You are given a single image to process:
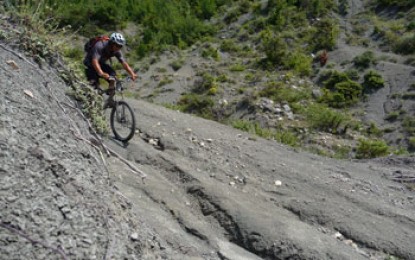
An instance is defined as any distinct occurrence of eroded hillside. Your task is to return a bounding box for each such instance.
[1,40,415,259]
[1,1,415,259]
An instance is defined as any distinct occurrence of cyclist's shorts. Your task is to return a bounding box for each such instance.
[85,63,116,82]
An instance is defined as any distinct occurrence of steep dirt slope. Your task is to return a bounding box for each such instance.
[106,96,415,259]
[1,38,415,259]
[2,0,415,258]
[0,44,187,259]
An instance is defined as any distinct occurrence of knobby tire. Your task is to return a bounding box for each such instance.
[110,100,136,143]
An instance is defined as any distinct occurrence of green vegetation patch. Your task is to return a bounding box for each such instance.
[177,94,214,119]
[356,138,389,159]
[258,82,311,105]
[320,70,363,108]
[403,117,415,134]
[232,120,299,147]
[305,103,350,134]
[5,0,219,56]
[353,51,377,69]
[363,70,385,92]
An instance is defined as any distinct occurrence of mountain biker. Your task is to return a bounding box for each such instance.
[83,32,137,108]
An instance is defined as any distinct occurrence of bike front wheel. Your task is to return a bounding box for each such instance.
[110,101,136,142]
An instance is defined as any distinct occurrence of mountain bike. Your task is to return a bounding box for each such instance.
[105,76,136,143]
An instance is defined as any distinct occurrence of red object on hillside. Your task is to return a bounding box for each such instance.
[320,50,328,66]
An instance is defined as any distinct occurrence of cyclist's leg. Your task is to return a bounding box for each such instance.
[101,64,116,96]
[85,65,101,90]
[102,64,117,108]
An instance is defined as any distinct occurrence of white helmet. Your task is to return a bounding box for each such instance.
[110,32,126,46]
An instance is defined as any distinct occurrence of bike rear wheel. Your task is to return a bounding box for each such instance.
[110,100,136,142]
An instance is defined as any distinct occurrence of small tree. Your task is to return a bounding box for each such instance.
[321,70,363,108]
[363,70,385,92]
[260,30,287,67]
[312,18,339,51]
[356,139,389,159]
[353,51,377,69]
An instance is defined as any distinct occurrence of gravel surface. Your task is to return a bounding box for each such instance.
[0,44,168,259]
[1,0,415,259]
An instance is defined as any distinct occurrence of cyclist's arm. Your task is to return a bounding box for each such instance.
[92,58,110,80]
[121,61,137,81]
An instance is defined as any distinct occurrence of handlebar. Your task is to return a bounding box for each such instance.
[108,76,134,92]
[108,76,133,82]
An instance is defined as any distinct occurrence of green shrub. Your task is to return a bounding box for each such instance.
[298,0,336,17]
[284,51,313,76]
[220,39,240,53]
[353,51,377,69]
[170,59,185,71]
[158,77,173,87]
[306,104,349,133]
[355,139,389,159]
[207,87,218,95]
[266,0,288,28]
[407,21,415,31]
[238,0,252,13]
[63,47,83,60]
[232,120,254,132]
[232,120,299,147]
[67,85,107,135]
[345,68,360,81]
[193,73,216,94]
[323,70,350,89]
[217,74,229,82]
[244,73,255,81]
[311,18,340,51]
[224,8,241,24]
[193,0,218,19]
[403,117,415,134]
[258,82,310,104]
[385,111,399,121]
[367,122,383,137]
[229,64,246,72]
[201,45,220,60]
[260,30,288,67]
[394,33,415,54]
[363,70,385,91]
[333,145,352,159]
[232,120,272,138]
[274,130,299,147]
[177,94,214,118]
[156,67,167,73]
[320,71,363,108]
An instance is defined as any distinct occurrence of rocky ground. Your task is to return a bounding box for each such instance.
[1,41,415,259]
[1,0,415,259]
